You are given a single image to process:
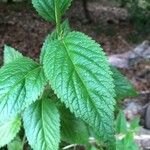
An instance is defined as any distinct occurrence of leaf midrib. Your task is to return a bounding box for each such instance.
[62,40,101,118]
[41,100,48,149]
[0,66,42,104]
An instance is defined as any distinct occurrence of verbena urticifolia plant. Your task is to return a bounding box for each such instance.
[0,0,137,150]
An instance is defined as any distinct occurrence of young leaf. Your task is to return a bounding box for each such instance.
[32,0,72,22]
[0,116,21,148]
[111,66,138,100]
[130,116,140,131]
[23,99,60,150]
[7,136,22,150]
[116,132,139,150]
[0,57,47,121]
[50,19,71,40]
[116,110,127,134]
[43,31,116,143]
[40,20,71,63]
[4,45,23,64]
[59,106,89,144]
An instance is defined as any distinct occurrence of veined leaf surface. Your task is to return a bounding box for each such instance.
[32,0,72,22]
[0,58,47,121]
[0,116,21,148]
[43,31,116,143]
[23,99,60,150]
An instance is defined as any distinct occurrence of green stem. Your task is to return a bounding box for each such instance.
[54,0,61,37]
[21,135,26,150]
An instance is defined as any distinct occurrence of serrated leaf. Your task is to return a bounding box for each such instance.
[40,20,71,63]
[23,99,60,150]
[116,110,127,134]
[4,45,23,64]
[32,0,72,22]
[7,136,22,150]
[0,116,21,148]
[59,105,89,144]
[0,57,47,121]
[43,31,116,144]
[111,66,138,100]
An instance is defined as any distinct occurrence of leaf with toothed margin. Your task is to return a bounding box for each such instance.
[111,66,138,100]
[4,45,23,64]
[0,116,21,148]
[0,57,47,121]
[32,0,72,22]
[40,19,71,63]
[43,31,116,145]
[23,99,60,150]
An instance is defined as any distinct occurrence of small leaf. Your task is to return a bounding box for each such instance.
[0,116,21,148]
[23,99,60,150]
[4,45,23,64]
[7,136,22,150]
[32,0,72,22]
[50,19,71,40]
[0,58,47,121]
[111,66,138,100]
[59,105,89,144]
[116,132,139,150]
[116,110,127,134]
[43,31,116,144]
[40,20,71,63]
[130,116,140,131]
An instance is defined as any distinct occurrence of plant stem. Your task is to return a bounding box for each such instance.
[54,0,61,37]
[21,135,26,150]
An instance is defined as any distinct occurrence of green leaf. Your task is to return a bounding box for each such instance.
[130,116,140,131]
[32,0,72,22]
[23,99,60,150]
[0,116,21,148]
[116,110,127,134]
[4,45,23,64]
[111,66,138,100]
[59,106,89,144]
[0,57,47,121]
[7,136,22,150]
[40,20,71,63]
[116,132,139,150]
[43,31,116,144]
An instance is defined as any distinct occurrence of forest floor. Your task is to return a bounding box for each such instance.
[0,0,150,149]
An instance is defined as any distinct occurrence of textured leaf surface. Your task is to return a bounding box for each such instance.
[32,0,72,22]
[60,106,89,144]
[43,31,115,143]
[4,45,23,64]
[0,58,46,121]
[23,99,60,150]
[0,116,21,147]
[111,66,137,100]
